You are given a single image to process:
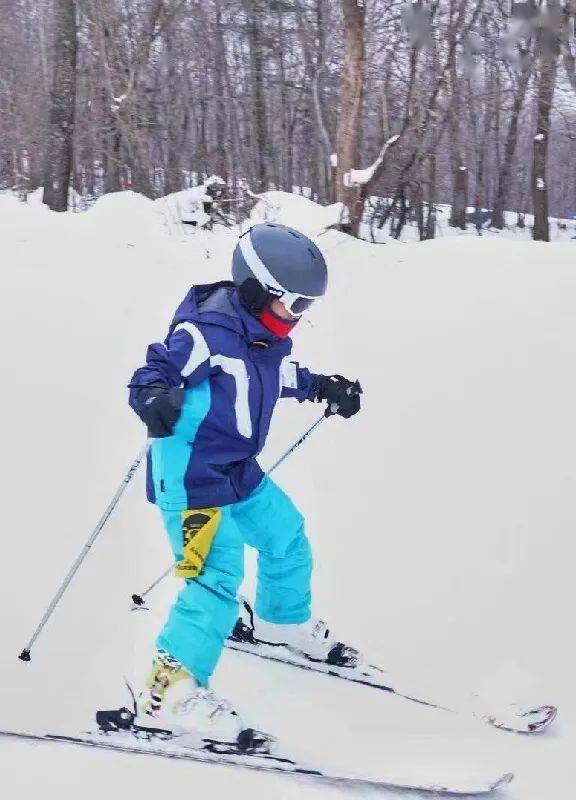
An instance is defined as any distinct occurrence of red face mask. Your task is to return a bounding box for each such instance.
[258,305,298,338]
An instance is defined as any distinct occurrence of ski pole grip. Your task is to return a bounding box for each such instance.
[324,402,337,417]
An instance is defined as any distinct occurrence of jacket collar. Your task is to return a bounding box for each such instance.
[171,283,292,350]
[230,291,290,347]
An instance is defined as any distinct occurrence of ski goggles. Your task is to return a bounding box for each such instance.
[267,288,316,316]
[239,232,318,317]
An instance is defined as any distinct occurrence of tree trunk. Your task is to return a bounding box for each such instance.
[295,0,334,202]
[315,0,333,202]
[450,163,468,229]
[335,0,365,235]
[275,7,289,191]
[532,54,558,241]
[413,178,425,241]
[491,56,532,229]
[425,152,437,239]
[164,30,183,195]
[213,4,228,182]
[472,87,490,235]
[103,126,122,194]
[244,1,267,191]
[392,186,408,239]
[448,58,468,229]
[43,0,77,212]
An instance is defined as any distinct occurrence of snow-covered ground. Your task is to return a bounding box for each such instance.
[245,189,576,243]
[364,203,576,244]
[10,184,576,243]
[0,190,574,799]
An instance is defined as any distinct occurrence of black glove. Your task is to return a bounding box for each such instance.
[134,384,184,438]
[313,374,363,418]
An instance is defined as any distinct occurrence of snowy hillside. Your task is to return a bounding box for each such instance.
[0,190,574,799]
[250,190,576,243]
[10,185,576,243]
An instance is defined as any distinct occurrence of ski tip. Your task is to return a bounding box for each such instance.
[483,703,558,734]
[18,649,31,662]
[528,704,558,732]
[493,772,514,790]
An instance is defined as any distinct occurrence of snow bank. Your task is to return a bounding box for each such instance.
[0,189,574,800]
[84,190,167,244]
[249,190,345,237]
[155,176,229,234]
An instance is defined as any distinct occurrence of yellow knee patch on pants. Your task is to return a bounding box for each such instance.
[175,507,221,580]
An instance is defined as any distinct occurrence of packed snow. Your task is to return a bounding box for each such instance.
[8,182,575,244]
[0,189,574,799]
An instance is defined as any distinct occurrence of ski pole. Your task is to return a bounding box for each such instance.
[265,411,326,474]
[19,440,151,662]
[131,412,328,608]
[130,563,175,609]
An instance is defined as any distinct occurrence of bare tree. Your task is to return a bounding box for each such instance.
[243,0,268,191]
[448,2,468,229]
[1,0,575,232]
[532,0,561,241]
[490,48,533,229]
[335,0,365,232]
[43,0,77,211]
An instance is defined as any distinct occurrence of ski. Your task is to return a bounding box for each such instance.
[0,724,513,794]
[227,600,557,735]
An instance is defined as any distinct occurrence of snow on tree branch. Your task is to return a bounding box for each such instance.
[343,135,399,187]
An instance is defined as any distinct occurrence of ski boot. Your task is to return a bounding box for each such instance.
[97,650,274,754]
[230,598,363,668]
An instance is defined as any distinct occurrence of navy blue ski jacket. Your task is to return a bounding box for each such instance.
[129,282,317,509]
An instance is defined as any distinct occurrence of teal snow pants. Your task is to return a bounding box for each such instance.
[156,476,312,685]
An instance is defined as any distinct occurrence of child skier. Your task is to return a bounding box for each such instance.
[128,223,362,749]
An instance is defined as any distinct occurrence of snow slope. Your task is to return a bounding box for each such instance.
[0,190,574,799]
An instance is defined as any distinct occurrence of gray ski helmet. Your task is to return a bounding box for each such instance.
[232,223,328,314]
